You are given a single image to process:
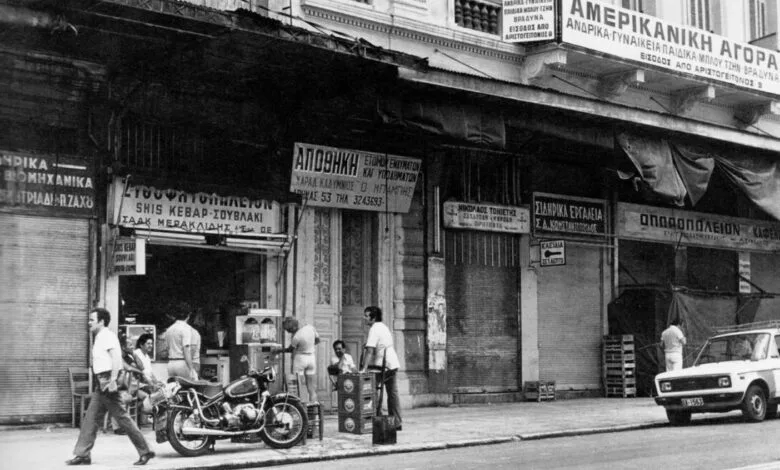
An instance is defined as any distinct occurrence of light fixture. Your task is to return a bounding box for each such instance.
[135,230,207,246]
[224,236,290,251]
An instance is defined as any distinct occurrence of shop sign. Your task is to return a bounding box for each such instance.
[289,142,420,213]
[502,0,555,43]
[532,192,607,238]
[0,150,95,216]
[112,237,146,276]
[561,0,780,95]
[443,201,530,234]
[112,181,282,236]
[617,203,780,252]
[540,239,566,266]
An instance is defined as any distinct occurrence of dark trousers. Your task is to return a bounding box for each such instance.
[73,387,151,458]
[374,369,402,427]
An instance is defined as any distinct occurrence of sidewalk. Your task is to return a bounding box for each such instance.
[0,398,668,470]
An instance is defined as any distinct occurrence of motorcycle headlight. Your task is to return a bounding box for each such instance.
[660,381,672,392]
[718,376,731,388]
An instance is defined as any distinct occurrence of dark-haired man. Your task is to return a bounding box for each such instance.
[66,308,155,466]
[166,303,198,380]
[360,306,402,431]
[330,340,357,374]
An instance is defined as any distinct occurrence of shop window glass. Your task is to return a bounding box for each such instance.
[442,148,522,206]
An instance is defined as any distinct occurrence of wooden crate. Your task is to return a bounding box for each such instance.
[523,380,556,402]
[338,412,373,434]
[339,394,375,416]
[337,373,376,398]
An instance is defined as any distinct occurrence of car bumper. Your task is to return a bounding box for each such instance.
[655,392,744,411]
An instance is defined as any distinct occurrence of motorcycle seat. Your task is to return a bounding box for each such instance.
[175,377,223,398]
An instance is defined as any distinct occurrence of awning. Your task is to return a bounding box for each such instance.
[617,132,780,220]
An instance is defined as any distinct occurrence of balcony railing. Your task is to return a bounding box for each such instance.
[454,0,500,35]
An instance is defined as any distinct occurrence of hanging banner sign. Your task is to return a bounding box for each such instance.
[532,192,607,238]
[0,150,95,216]
[112,180,282,236]
[617,203,780,252]
[289,142,420,213]
[561,0,780,95]
[112,237,146,276]
[443,201,530,234]
[502,0,556,43]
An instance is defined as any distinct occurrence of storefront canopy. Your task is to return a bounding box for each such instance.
[617,132,780,221]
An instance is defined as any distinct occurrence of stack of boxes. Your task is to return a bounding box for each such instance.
[603,334,637,398]
[337,372,376,434]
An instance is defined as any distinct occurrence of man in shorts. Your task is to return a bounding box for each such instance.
[281,317,320,402]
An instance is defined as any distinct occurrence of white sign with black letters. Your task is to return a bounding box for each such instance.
[540,240,566,266]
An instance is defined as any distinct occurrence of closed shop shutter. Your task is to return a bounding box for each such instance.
[537,245,603,389]
[445,231,520,393]
[0,214,90,423]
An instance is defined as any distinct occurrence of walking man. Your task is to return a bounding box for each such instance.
[360,306,402,431]
[66,308,155,466]
[661,318,687,371]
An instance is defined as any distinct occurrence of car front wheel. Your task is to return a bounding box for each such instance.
[742,385,767,422]
[666,409,691,426]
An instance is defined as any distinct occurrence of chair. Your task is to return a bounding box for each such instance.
[68,367,91,428]
[285,372,323,442]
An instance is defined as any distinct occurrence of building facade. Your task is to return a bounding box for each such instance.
[2,0,780,422]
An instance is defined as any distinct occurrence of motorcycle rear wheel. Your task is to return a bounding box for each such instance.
[166,408,215,457]
[260,397,308,449]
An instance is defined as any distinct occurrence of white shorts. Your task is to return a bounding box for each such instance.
[293,354,316,376]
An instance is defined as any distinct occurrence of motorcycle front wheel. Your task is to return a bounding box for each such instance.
[260,397,308,449]
[166,407,214,457]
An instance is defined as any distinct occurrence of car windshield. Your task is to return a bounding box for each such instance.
[695,333,771,365]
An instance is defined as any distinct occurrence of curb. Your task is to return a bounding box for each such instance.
[146,422,666,470]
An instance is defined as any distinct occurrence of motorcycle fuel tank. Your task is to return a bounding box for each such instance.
[225,377,259,398]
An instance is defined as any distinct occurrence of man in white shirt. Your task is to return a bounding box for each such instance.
[661,318,687,371]
[166,303,198,380]
[330,340,357,374]
[280,317,320,402]
[67,308,155,466]
[360,306,402,431]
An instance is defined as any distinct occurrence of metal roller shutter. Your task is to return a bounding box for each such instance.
[0,214,90,423]
[445,231,520,393]
[537,245,602,389]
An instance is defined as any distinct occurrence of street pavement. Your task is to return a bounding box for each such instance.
[0,398,669,470]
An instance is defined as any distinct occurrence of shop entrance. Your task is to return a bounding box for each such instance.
[119,245,276,382]
[445,230,521,397]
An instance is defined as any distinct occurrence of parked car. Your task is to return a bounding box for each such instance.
[654,321,780,425]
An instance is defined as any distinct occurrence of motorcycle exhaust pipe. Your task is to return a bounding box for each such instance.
[181,427,262,437]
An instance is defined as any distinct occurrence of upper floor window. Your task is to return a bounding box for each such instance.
[749,0,767,39]
[622,0,656,15]
[688,0,712,31]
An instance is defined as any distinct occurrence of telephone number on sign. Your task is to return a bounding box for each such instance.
[353,195,384,207]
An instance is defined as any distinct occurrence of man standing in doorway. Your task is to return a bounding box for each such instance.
[360,306,402,431]
[280,317,320,403]
[66,308,155,466]
[166,302,198,380]
[661,318,687,371]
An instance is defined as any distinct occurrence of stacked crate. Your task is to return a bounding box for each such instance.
[337,372,376,434]
[603,335,637,398]
[523,380,556,402]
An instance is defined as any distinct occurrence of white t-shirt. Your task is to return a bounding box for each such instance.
[366,322,400,371]
[661,325,686,355]
[330,353,357,374]
[291,324,319,354]
[93,328,121,374]
[134,348,154,381]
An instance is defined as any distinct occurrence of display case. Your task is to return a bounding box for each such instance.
[235,309,282,345]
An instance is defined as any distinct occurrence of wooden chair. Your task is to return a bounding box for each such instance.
[68,367,91,428]
[285,372,323,442]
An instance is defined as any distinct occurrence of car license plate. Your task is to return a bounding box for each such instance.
[682,397,704,407]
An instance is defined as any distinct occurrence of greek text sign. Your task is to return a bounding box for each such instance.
[114,182,281,235]
[0,150,95,216]
[562,0,780,95]
[502,0,555,43]
[289,143,420,213]
[540,240,566,266]
[112,237,146,276]
[532,192,607,238]
[443,201,530,233]
[617,203,780,252]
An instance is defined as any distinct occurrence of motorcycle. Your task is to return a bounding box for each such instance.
[150,366,308,457]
